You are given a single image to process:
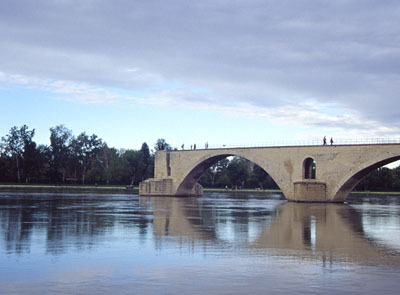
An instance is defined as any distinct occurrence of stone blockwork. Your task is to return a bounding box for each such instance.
[139,178,173,196]
[139,178,204,197]
[140,144,400,202]
[293,181,327,202]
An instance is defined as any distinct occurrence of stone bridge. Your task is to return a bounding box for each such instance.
[139,144,400,202]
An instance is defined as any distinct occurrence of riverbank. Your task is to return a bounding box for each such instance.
[1,184,399,195]
[0,184,138,193]
[204,187,282,194]
[205,187,400,195]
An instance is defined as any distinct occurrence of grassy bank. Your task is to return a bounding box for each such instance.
[0,184,399,196]
[350,190,400,195]
[204,188,400,195]
[0,183,138,193]
[204,187,282,194]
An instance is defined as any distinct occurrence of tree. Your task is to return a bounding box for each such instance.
[0,150,13,182]
[199,158,230,187]
[155,138,171,151]
[49,125,72,183]
[138,142,152,181]
[71,132,103,184]
[22,137,39,183]
[246,164,278,189]
[34,145,51,183]
[102,146,125,185]
[121,149,141,185]
[227,157,250,188]
[1,125,35,182]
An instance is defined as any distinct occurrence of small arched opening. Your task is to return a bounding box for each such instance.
[303,157,316,179]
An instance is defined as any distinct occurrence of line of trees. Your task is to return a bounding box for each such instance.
[1,125,399,191]
[355,167,400,191]
[0,125,153,185]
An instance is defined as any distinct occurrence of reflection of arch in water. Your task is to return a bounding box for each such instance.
[144,196,400,265]
[141,196,218,242]
[251,202,400,265]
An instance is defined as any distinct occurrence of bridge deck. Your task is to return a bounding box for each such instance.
[172,140,400,151]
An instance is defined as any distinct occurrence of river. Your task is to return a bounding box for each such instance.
[1,191,400,294]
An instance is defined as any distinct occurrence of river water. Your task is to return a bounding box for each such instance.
[1,191,400,294]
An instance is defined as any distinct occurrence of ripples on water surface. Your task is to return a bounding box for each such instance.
[1,191,400,294]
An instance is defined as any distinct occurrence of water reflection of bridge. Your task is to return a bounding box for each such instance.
[145,196,400,265]
[1,192,399,265]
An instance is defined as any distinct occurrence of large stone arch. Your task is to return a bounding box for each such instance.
[332,155,400,202]
[175,151,288,198]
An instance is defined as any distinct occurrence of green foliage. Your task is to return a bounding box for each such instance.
[355,167,400,191]
[70,132,103,184]
[0,125,155,186]
[1,125,35,182]
[198,156,278,189]
[227,157,250,187]
[155,138,171,151]
[1,124,400,192]
[49,125,73,183]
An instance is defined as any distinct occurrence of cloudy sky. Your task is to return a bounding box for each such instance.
[0,0,399,150]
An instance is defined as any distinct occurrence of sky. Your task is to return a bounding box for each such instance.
[0,0,399,151]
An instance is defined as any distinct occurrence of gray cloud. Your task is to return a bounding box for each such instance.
[0,0,399,129]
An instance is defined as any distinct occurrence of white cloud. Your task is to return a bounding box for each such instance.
[0,0,399,138]
[2,69,400,141]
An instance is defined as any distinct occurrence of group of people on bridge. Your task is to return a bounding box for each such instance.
[179,138,335,150]
[323,136,334,146]
[181,142,209,150]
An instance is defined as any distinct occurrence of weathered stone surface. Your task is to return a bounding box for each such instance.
[139,178,173,196]
[140,144,400,202]
[294,181,327,202]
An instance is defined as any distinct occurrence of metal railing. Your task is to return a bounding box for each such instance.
[178,138,400,150]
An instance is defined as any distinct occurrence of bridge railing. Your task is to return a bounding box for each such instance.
[188,138,400,150]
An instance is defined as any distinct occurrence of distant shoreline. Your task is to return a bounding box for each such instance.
[0,184,138,193]
[0,184,400,195]
[204,188,400,195]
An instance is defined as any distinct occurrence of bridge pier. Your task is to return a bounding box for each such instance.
[139,178,203,197]
[293,181,327,202]
[139,178,331,202]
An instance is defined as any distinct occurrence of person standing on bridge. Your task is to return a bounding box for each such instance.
[323,136,327,145]
[330,137,334,145]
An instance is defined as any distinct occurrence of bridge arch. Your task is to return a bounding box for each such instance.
[332,155,400,202]
[175,152,285,197]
